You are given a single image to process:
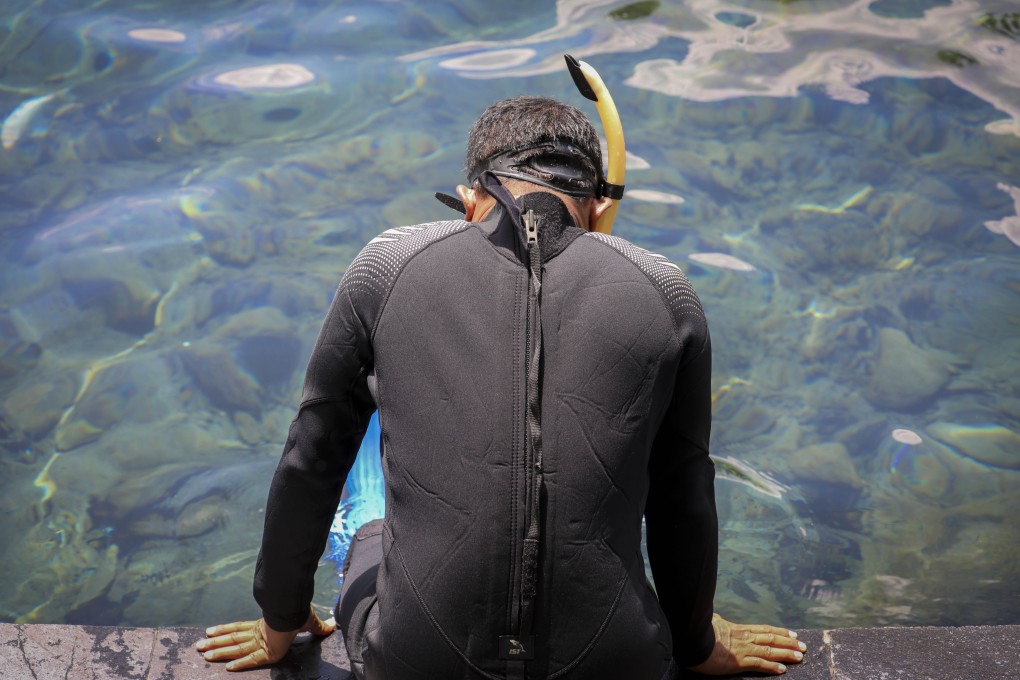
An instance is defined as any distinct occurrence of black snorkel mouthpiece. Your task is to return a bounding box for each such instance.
[565,55,598,102]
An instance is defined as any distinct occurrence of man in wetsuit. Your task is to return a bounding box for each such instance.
[198,93,806,677]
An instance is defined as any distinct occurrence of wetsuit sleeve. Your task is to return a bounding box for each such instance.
[253,280,375,632]
[645,332,718,667]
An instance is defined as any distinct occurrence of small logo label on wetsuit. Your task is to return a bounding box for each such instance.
[498,635,536,660]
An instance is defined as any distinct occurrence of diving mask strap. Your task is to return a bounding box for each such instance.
[479,171,524,227]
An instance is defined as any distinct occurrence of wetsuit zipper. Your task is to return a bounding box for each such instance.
[502,209,544,673]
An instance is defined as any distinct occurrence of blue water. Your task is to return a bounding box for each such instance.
[1,0,1018,629]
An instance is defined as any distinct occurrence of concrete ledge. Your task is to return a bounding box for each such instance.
[0,624,351,679]
[2,623,1018,679]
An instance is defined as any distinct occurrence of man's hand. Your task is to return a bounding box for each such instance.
[196,607,335,672]
[689,613,806,676]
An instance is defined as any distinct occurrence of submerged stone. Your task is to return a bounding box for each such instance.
[54,354,179,452]
[865,328,950,411]
[2,374,78,439]
[789,442,863,488]
[928,423,1020,470]
[177,307,303,414]
[0,309,43,377]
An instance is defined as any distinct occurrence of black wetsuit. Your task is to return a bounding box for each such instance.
[254,187,718,679]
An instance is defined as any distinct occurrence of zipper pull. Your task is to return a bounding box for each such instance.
[523,209,538,247]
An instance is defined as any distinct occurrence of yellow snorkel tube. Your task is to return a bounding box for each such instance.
[565,54,626,235]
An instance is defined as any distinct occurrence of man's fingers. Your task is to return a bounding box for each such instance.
[225,647,272,672]
[197,629,255,652]
[751,632,806,650]
[752,642,805,665]
[204,620,258,637]
[742,624,797,637]
[202,638,261,662]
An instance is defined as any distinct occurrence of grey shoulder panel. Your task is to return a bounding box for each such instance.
[339,220,472,332]
[583,232,705,326]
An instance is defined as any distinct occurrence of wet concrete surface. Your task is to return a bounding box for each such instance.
[1,623,1017,679]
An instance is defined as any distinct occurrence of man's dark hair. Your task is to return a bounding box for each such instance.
[465,96,602,187]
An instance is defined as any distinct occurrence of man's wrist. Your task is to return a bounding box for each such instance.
[262,611,306,633]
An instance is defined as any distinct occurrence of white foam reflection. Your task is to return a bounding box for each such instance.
[212,64,316,91]
[689,252,756,271]
[128,28,187,43]
[440,49,536,71]
[628,188,686,204]
[1,93,56,150]
[400,0,1020,135]
[891,428,923,445]
[985,182,1020,248]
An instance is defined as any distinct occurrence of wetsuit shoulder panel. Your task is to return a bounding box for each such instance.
[581,233,707,357]
[338,220,472,338]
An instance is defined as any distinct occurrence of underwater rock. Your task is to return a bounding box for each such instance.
[884,178,965,239]
[789,210,893,280]
[178,307,304,414]
[54,353,178,452]
[233,411,265,446]
[193,213,257,267]
[2,374,78,438]
[127,492,231,540]
[116,545,261,626]
[61,270,160,335]
[788,442,863,488]
[865,327,950,411]
[179,344,263,413]
[53,419,103,451]
[99,457,275,534]
[927,422,1020,470]
[714,403,776,445]
[373,130,441,181]
[0,309,43,377]
[5,506,119,624]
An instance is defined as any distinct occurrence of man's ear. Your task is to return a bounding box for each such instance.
[456,184,479,220]
[588,197,614,229]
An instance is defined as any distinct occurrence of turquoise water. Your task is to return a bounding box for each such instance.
[1,0,1018,629]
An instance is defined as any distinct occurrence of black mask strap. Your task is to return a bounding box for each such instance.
[472,141,601,198]
[479,171,524,229]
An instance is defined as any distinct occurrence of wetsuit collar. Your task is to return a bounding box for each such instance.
[474,171,584,265]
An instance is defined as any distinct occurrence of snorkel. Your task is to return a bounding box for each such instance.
[565,54,625,234]
[436,55,626,232]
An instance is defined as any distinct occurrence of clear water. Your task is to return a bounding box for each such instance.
[1,0,1018,630]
